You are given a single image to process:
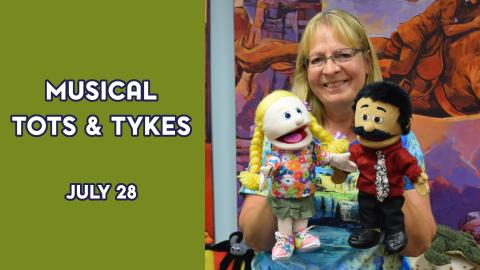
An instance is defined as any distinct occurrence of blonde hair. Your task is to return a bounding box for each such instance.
[292,9,382,119]
[239,90,349,190]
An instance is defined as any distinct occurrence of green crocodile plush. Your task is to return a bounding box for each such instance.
[424,224,480,266]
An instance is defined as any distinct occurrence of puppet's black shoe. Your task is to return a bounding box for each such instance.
[384,231,407,255]
[348,229,383,249]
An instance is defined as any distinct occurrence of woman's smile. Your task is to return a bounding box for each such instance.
[323,79,349,90]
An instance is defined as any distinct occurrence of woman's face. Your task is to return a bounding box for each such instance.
[307,25,371,111]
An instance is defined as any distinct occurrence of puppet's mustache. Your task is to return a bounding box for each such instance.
[353,126,394,141]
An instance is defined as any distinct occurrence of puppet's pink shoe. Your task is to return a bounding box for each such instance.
[295,226,321,252]
[271,232,294,261]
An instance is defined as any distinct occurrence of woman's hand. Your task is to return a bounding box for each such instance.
[400,189,437,257]
[239,194,277,251]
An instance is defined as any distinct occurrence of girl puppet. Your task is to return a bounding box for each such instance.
[239,90,357,261]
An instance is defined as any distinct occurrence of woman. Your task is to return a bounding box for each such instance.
[239,9,436,269]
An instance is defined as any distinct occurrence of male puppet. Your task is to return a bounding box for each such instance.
[346,81,429,255]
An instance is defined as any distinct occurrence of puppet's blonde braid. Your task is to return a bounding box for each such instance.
[309,112,349,153]
[238,126,264,190]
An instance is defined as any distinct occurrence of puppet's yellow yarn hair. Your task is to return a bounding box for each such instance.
[239,90,349,190]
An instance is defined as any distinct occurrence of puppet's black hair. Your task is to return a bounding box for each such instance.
[352,81,412,134]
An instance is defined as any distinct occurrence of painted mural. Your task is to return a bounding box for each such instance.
[234,0,480,244]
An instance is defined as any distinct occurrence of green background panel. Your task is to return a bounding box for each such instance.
[0,1,204,269]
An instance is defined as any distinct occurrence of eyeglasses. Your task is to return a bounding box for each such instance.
[305,48,365,68]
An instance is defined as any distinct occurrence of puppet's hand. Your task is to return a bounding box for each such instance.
[258,174,267,192]
[327,153,357,173]
[414,173,430,196]
[259,165,272,191]
[260,165,272,177]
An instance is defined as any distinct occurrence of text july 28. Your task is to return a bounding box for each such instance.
[65,183,137,201]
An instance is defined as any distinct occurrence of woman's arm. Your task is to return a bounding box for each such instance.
[400,189,436,257]
[400,132,437,256]
[239,138,278,251]
[239,194,277,251]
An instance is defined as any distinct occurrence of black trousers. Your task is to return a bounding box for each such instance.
[358,191,405,233]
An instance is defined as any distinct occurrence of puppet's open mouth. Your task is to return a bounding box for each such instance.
[276,125,308,144]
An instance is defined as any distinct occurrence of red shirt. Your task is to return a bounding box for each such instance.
[349,140,422,197]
